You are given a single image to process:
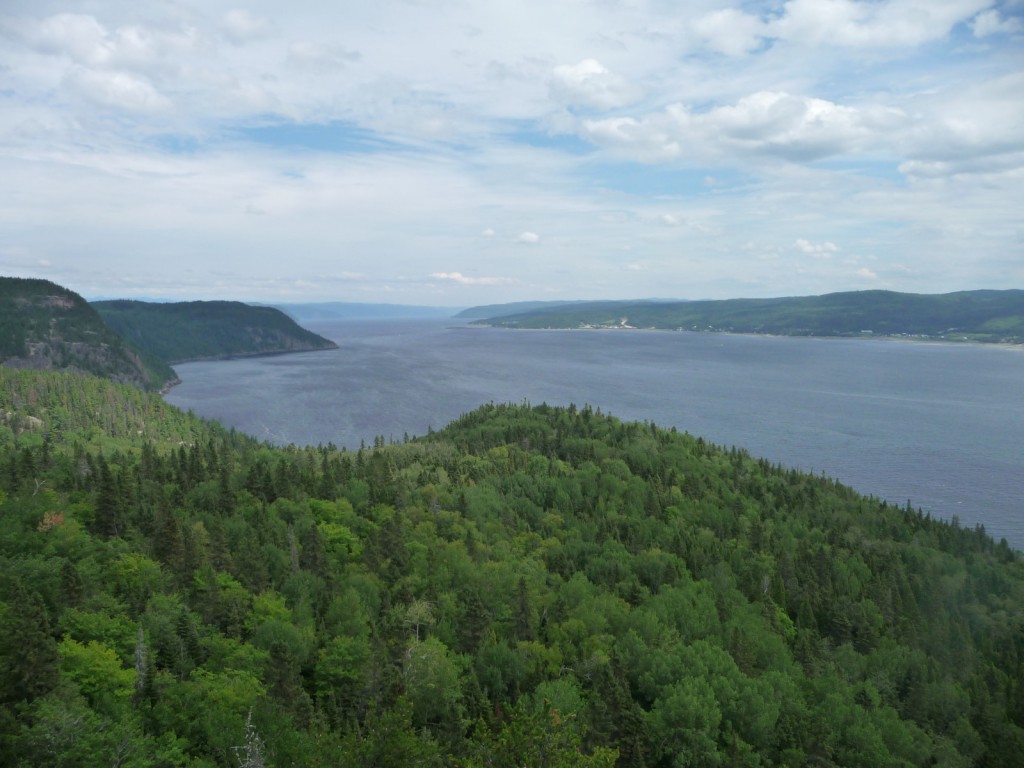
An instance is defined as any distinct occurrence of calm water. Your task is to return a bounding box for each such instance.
[166,318,1024,549]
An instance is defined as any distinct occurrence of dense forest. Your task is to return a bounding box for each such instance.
[93,300,338,364]
[1,366,1022,767]
[476,290,1024,343]
[0,277,174,390]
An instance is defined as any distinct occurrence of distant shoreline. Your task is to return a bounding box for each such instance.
[166,344,338,366]
[161,344,339,394]
[469,323,1024,351]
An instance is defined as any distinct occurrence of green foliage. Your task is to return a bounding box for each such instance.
[2,376,1023,766]
[0,276,174,389]
[93,299,337,363]
[483,289,1024,343]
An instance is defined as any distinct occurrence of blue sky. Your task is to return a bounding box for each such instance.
[1,0,1021,304]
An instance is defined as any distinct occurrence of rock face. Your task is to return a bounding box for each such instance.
[0,277,172,389]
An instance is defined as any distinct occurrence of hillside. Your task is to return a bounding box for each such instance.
[455,300,599,320]
[0,277,175,389]
[1,368,1022,767]
[93,299,339,363]
[273,301,459,321]
[480,289,1024,343]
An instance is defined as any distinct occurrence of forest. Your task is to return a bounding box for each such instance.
[477,290,1024,343]
[92,300,338,365]
[0,277,173,390]
[1,366,1022,767]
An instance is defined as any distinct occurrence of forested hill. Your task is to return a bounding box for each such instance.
[455,300,600,320]
[93,299,338,363]
[0,277,174,390]
[2,368,1022,767]
[480,289,1024,343]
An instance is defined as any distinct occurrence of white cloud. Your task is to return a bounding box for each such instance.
[30,13,111,65]
[549,59,641,109]
[583,91,906,163]
[286,40,360,70]
[18,13,201,75]
[898,72,1024,178]
[688,1,997,55]
[692,9,766,56]
[972,9,1024,37]
[796,238,840,257]
[856,267,879,280]
[431,271,513,286]
[64,66,170,112]
[768,0,992,48]
[0,0,1019,302]
[221,9,274,45]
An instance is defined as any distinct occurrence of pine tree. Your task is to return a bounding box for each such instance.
[0,587,59,705]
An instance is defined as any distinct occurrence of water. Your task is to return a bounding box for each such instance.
[165,318,1024,549]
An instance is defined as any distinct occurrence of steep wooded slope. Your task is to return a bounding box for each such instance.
[0,277,174,389]
[93,299,338,363]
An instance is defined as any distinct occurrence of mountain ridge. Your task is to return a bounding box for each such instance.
[92,298,338,364]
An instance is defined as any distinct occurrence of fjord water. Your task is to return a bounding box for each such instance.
[166,318,1024,549]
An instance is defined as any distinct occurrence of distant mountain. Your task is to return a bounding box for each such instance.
[93,299,338,364]
[0,277,174,389]
[480,289,1024,343]
[271,301,460,321]
[455,300,575,320]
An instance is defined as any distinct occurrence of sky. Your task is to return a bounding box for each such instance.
[1,1,1022,305]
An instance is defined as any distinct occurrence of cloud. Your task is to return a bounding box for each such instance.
[692,9,766,56]
[17,13,201,75]
[897,72,1024,177]
[690,1,997,53]
[768,0,992,49]
[549,59,641,109]
[796,239,840,258]
[972,9,1024,37]
[582,91,906,163]
[431,271,513,286]
[221,9,274,45]
[0,0,1019,303]
[286,40,360,70]
[28,13,111,65]
[64,66,170,112]
[856,267,879,280]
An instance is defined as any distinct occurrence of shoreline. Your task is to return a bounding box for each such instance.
[469,323,1024,351]
[166,343,339,366]
[159,343,339,395]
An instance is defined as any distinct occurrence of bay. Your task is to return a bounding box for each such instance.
[165,318,1024,549]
